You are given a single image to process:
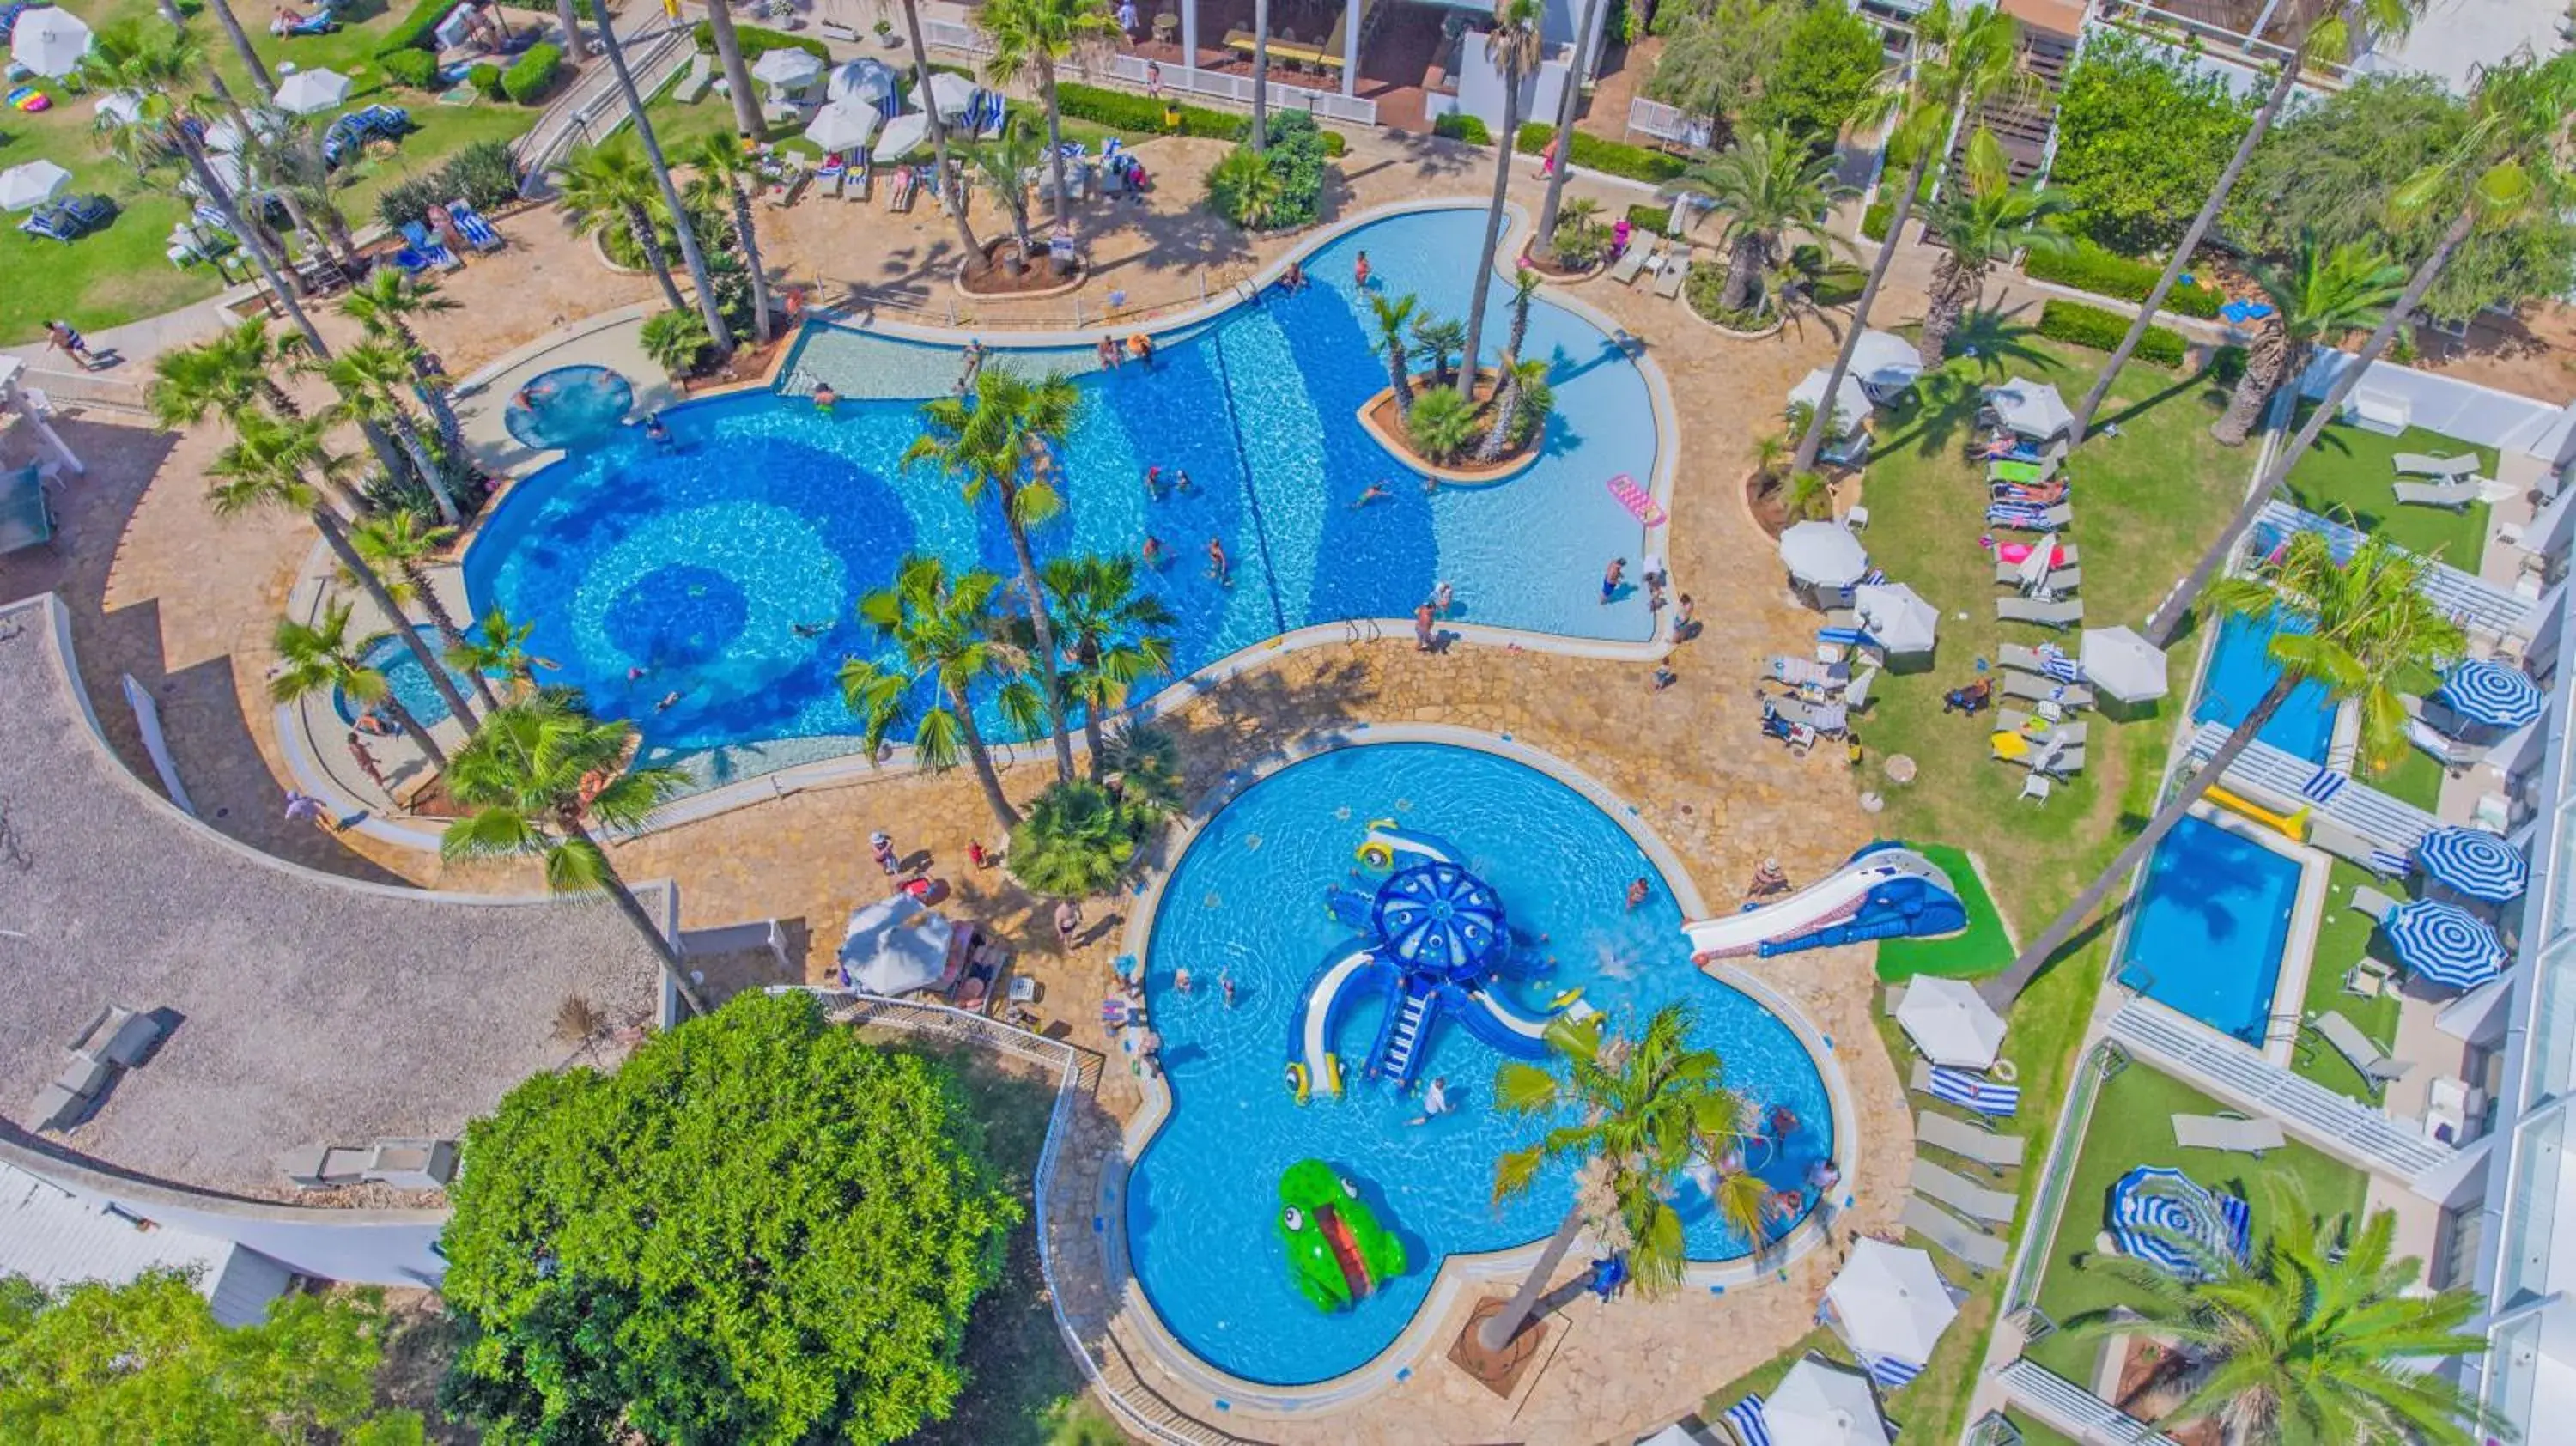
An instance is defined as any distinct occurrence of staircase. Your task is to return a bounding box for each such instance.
[1950,19,2078,186]
[1378,987,1437,1085]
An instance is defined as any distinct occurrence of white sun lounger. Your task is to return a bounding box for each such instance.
[1997,597,2084,628]
[2000,671,2094,709]
[2350,884,2400,924]
[2394,452,2478,480]
[1993,735,2087,775]
[2172,1111,2286,1156]
[2391,479,2482,510]
[1994,560,2082,592]
[1917,1110,2025,1170]
[1653,246,1692,299]
[2307,1009,2412,1089]
[1996,710,2089,746]
[1987,501,2073,532]
[1902,1197,2008,1273]
[1912,1159,2018,1224]
[1625,244,1668,288]
[1607,242,1653,286]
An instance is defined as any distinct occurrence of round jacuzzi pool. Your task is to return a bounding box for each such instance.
[503,363,635,451]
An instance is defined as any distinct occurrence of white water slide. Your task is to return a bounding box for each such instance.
[1681,848,1956,958]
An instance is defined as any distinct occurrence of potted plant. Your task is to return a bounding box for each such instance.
[876,17,899,46]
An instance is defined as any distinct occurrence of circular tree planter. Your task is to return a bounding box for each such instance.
[1355,371,1546,483]
[1518,247,1606,283]
[954,238,1088,300]
[591,228,648,277]
[1743,465,1837,538]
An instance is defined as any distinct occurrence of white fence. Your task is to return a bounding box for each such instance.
[2299,350,2576,465]
[1621,96,1710,149]
[922,19,1379,125]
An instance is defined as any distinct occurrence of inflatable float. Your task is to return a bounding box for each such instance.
[1278,1160,1406,1310]
[1607,472,1666,526]
[1681,841,1968,960]
[2202,784,2311,842]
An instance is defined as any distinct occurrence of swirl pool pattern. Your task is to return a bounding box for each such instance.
[461,210,1662,780]
[1127,744,1832,1386]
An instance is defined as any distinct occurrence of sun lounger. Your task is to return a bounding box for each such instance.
[1987,501,2074,532]
[1718,1392,1771,1446]
[1992,732,2087,775]
[1911,1159,2017,1224]
[447,197,502,252]
[1901,1197,2008,1273]
[1766,654,1849,690]
[1764,695,1849,737]
[1627,244,1668,288]
[1997,642,2078,677]
[0,463,57,556]
[1607,242,1652,286]
[843,155,873,200]
[2172,1111,2285,1156]
[1911,1060,2020,1116]
[1997,597,2084,628]
[1994,560,2081,593]
[1653,246,1692,299]
[2393,451,2478,480]
[2306,1009,2411,1089]
[1916,1110,2024,1170]
[886,164,919,212]
[2391,479,2482,509]
[2350,884,2400,924]
[1996,710,2088,747]
[1999,671,2093,709]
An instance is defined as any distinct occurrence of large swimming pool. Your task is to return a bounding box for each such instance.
[462,208,1662,782]
[2193,614,2336,764]
[2117,814,2303,1043]
[1127,742,1832,1386]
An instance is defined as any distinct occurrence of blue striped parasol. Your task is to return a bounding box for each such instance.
[2109,1165,2250,1280]
[2439,659,2545,728]
[2416,828,2529,903]
[2381,898,2506,988]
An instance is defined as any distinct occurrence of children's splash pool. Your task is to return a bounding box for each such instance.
[501,363,635,452]
[1124,740,1833,1387]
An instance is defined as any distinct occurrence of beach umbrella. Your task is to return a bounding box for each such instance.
[2081,625,2168,703]
[751,46,826,91]
[1986,377,2073,440]
[926,70,977,119]
[1765,1358,1888,1446]
[2416,827,2528,903]
[2438,659,2544,729]
[1789,364,1871,436]
[872,109,933,161]
[2108,1165,2251,1279]
[803,99,884,153]
[11,7,92,77]
[1855,582,1937,656]
[835,894,957,995]
[827,57,898,103]
[1825,1240,1958,1368]
[1849,330,1923,397]
[2381,897,2506,988]
[0,160,71,212]
[1893,976,2005,1070]
[1778,520,1869,588]
[274,67,352,117]
[94,91,143,127]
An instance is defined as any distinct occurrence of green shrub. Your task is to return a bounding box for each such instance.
[1862,200,1891,242]
[468,61,505,100]
[374,140,525,231]
[1625,204,1672,235]
[380,47,440,89]
[2022,238,2222,318]
[378,0,464,55]
[1207,111,1329,230]
[691,20,830,64]
[1433,112,1491,146]
[1048,81,1345,154]
[501,42,563,104]
[2037,298,2186,366]
[1512,123,1686,184]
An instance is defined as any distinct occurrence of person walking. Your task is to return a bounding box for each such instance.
[871,829,899,876]
[1054,897,1084,950]
[346,732,389,792]
[1413,600,1437,652]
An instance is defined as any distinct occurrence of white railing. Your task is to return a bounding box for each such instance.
[515,22,696,195]
[922,19,1378,125]
[1622,96,1710,150]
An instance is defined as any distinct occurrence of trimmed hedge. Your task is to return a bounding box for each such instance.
[379,0,464,55]
[2038,298,2186,367]
[381,47,440,89]
[2022,238,2222,319]
[1053,81,1345,155]
[1433,112,1490,145]
[501,42,562,103]
[1512,122,1686,184]
[692,21,831,64]
[469,61,505,100]
[1862,200,1890,242]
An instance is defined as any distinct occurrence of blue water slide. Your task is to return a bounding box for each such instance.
[1453,986,1558,1060]
[1754,877,1969,957]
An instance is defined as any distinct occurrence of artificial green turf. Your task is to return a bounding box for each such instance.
[1879,843,2014,980]
[2370,748,2449,812]
[2289,860,2407,1101]
[2281,411,2494,568]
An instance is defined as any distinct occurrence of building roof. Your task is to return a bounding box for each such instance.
[0,594,667,1200]
[0,1159,292,1325]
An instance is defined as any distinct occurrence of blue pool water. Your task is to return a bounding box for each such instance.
[463,208,1662,781]
[2117,814,2303,1042]
[1127,743,1832,1385]
[2192,614,2336,763]
[503,363,635,451]
[333,628,478,729]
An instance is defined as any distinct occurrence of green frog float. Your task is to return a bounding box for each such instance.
[1276,1159,1406,1311]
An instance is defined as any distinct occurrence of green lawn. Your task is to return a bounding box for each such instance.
[2282,411,2494,568]
[2372,748,2450,811]
[1880,844,2014,980]
[2290,860,2407,1100]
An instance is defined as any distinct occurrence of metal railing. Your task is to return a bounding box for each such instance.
[922,19,1378,125]
[1622,96,1711,150]
[2002,1042,2117,1313]
[2092,0,2359,82]
[515,22,695,197]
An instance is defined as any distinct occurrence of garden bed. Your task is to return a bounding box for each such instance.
[1355,372,1544,483]
[955,239,1087,299]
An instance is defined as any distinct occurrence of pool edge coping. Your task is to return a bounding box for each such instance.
[2107,800,2334,1061]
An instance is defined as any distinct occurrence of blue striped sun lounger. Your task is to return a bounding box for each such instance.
[446,198,502,252]
[1924,1065,2020,1116]
[2300,767,2348,805]
[1722,1393,1770,1446]
[1863,1353,1924,1388]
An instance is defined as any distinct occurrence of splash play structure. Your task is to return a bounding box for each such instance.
[1286,822,1586,1101]
[1277,1159,1408,1310]
[1682,842,1968,959]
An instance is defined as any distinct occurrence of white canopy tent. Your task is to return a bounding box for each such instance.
[751,46,827,92]
[1790,365,1873,437]
[1768,1358,1891,1446]
[2081,625,2170,703]
[273,67,353,117]
[872,110,933,161]
[1824,1239,1960,1364]
[1848,331,1924,400]
[1855,582,1938,656]
[836,893,957,996]
[10,7,92,77]
[1779,521,1870,589]
[0,161,72,213]
[804,100,884,153]
[1987,377,2074,440]
[1895,975,2007,1068]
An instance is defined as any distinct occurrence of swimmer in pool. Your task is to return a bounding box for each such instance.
[1206,537,1230,585]
[792,621,830,638]
[654,690,682,712]
[812,383,838,410]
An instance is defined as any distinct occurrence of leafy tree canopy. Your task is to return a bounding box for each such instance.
[2049,33,2252,255]
[437,992,1021,1445]
[0,1270,420,1443]
[2226,73,2576,324]
[1744,0,1885,147]
[1646,0,1792,129]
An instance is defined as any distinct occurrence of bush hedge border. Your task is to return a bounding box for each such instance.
[2023,238,2222,319]
[2037,297,2186,367]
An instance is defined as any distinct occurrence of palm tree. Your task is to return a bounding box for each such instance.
[2209,237,2406,447]
[885,0,982,258]
[839,555,1044,829]
[1406,386,1479,462]
[1009,779,1145,896]
[1477,355,1550,463]
[1503,266,1542,362]
[557,143,687,313]
[1369,292,1420,420]
[203,0,275,95]
[1249,0,1271,155]
[1791,0,2025,473]
[2140,51,2576,647]
[639,309,714,380]
[246,115,364,278]
[1097,720,1183,816]
[148,319,303,431]
[965,118,1049,273]
[2061,1186,2493,1444]
[1982,532,2464,1005]
[317,342,461,525]
[451,607,553,696]
[979,0,1123,227]
[1041,554,1176,774]
[271,601,447,771]
[704,0,766,139]
[1411,313,1467,391]
[1478,1006,1748,1352]
[1457,0,1547,396]
[906,367,1084,781]
[586,9,735,356]
[2067,0,2425,445]
[352,511,502,714]
[441,695,708,1017]
[1911,137,2072,367]
[1668,127,1854,317]
[1209,145,1289,229]
[685,136,775,345]
[1531,0,1603,259]
[339,269,465,450]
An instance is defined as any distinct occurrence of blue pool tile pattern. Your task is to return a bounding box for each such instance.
[2118,814,2303,1042]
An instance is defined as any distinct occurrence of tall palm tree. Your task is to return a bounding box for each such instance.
[839,555,1044,829]
[552,0,583,63]
[340,268,464,445]
[704,0,766,138]
[979,0,1123,226]
[905,367,1083,781]
[2068,0,2424,444]
[147,319,303,432]
[1911,135,2072,367]
[885,0,982,258]
[1250,0,1271,155]
[556,143,687,313]
[1040,554,1176,775]
[352,512,503,714]
[1478,1006,1748,1352]
[1477,355,1550,463]
[1667,126,1855,316]
[586,8,735,356]
[1457,0,1547,396]
[203,0,275,95]
[271,601,447,772]
[2209,237,2407,447]
[1791,0,2024,473]
[238,113,364,280]
[316,342,461,525]
[1503,265,1542,363]
[2061,1185,2493,1444]
[441,695,708,1017]
[966,118,1049,273]
[451,607,553,696]
[2141,50,2576,647]
[685,136,775,345]
[1982,532,2464,1005]
[1370,291,1420,420]
[1531,0,1602,258]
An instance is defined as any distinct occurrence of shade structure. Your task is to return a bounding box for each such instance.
[0,160,71,212]
[836,893,957,995]
[751,46,826,89]
[1789,365,1872,436]
[872,109,933,161]
[1893,976,2006,1069]
[925,70,976,118]
[828,57,898,103]
[11,6,92,77]
[274,67,352,116]
[2109,1165,2251,1280]
[1765,1358,1888,1446]
[1372,862,1507,979]
[2417,827,2529,903]
[1855,582,1938,656]
[2382,897,2506,988]
[1825,1239,1958,1365]
[803,99,884,153]
[2081,625,2169,703]
[2439,659,2544,728]
[1987,377,2073,440]
[1849,330,1923,397]
[94,91,143,127]
[1779,520,1870,588]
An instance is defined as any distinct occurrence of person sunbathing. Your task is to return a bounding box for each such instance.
[1943,679,1994,715]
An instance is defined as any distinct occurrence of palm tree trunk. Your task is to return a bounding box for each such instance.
[2069,45,2304,447]
[564,817,709,1016]
[1388,337,1413,418]
[626,203,689,311]
[1479,368,1522,462]
[1916,259,1979,368]
[1722,235,1761,313]
[900,0,980,258]
[1460,77,1522,400]
[312,507,480,734]
[1005,514,1077,782]
[554,0,584,56]
[1476,1197,1588,1353]
[375,690,449,775]
[729,185,775,345]
[206,0,276,99]
[405,562,506,713]
[2211,331,2288,447]
[1795,146,1929,473]
[182,133,329,354]
[1250,0,1270,155]
[706,0,766,139]
[1980,678,2291,1006]
[417,379,465,453]
[1534,0,1599,255]
[949,680,1024,828]
[2143,204,2479,647]
[1042,58,1075,226]
[594,8,736,355]
[385,407,462,525]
